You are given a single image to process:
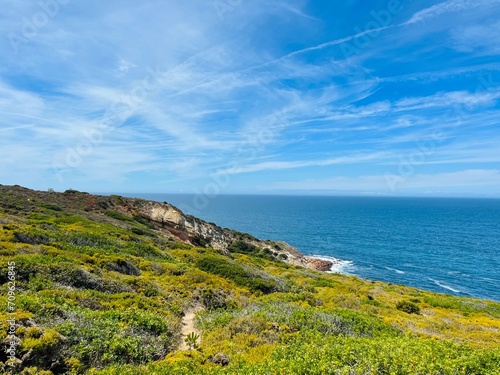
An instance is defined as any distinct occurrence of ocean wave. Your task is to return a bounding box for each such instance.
[480,277,499,283]
[385,266,405,274]
[309,255,355,275]
[428,278,461,293]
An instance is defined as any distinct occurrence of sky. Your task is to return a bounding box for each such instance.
[1,0,500,198]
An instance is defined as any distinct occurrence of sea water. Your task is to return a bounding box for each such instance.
[131,194,500,302]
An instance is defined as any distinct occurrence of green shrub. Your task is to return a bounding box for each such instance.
[13,231,51,245]
[228,240,259,255]
[110,195,124,204]
[64,189,81,194]
[43,203,62,211]
[105,211,132,222]
[104,259,141,276]
[228,240,278,261]
[198,288,235,310]
[53,309,178,370]
[396,300,420,314]
[42,263,131,293]
[228,316,267,338]
[28,274,53,291]
[130,227,147,235]
[195,255,281,294]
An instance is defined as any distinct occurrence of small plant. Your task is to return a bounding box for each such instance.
[184,332,200,350]
[396,301,420,314]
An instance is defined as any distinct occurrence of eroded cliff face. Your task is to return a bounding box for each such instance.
[130,200,332,272]
[136,200,234,251]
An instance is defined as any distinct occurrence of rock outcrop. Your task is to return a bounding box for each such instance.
[135,200,234,251]
[131,200,333,272]
[303,257,334,272]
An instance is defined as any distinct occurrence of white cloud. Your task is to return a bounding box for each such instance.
[118,59,137,73]
[450,21,500,54]
[395,90,500,111]
[217,152,389,175]
[403,0,498,25]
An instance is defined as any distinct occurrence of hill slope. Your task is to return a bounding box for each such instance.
[0,185,499,374]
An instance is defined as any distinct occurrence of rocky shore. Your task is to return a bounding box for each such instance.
[303,257,334,271]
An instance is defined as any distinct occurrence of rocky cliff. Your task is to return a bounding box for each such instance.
[0,185,333,272]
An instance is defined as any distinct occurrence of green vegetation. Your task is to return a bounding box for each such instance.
[396,300,421,314]
[195,255,287,294]
[104,211,133,222]
[1,186,500,374]
[184,332,200,351]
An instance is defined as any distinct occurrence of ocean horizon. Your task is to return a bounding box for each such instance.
[123,194,500,302]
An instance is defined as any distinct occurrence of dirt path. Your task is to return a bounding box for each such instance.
[179,307,202,350]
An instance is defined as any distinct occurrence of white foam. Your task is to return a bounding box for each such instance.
[309,255,355,275]
[385,266,405,274]
[429,278,461,293]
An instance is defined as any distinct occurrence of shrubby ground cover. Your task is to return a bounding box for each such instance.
[1,188,499,374]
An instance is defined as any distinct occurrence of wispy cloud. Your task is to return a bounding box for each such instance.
[403,0,499,25]
[450,20,500,54]
[217,152,388,175]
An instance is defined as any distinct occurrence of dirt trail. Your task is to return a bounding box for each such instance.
[179,307,202,350]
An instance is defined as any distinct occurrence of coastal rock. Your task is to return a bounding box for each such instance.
[134,202,335,272]
[303,257,333,272]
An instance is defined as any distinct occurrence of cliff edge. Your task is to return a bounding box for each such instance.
[0,185,332,272]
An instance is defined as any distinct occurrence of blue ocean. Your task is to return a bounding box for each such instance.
[132,194,500,302]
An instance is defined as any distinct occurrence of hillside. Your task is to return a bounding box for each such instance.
[0,185,499,374]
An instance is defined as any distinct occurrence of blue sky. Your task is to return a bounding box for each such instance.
[1,0,500,197]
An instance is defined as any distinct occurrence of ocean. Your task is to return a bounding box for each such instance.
[131,194,500,302]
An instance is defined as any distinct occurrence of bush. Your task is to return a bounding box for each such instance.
[228,316,267,338]
[396,301,420,314]
[64,189,81,194]
[209,352,230,366]
[228,240,258,255]
[198,288,235,310]
[43,263,131,293]
[199,302,396,340]
[54,309,177,369]
[105,211,132,222]
[13,326,67,372]
[195,255,281,294]
[228,240,278,261]
[104,259,141,276]
[131,227,147,235]
[43,203,62,211]
[192,236,208,247]
[13,232,51,245]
